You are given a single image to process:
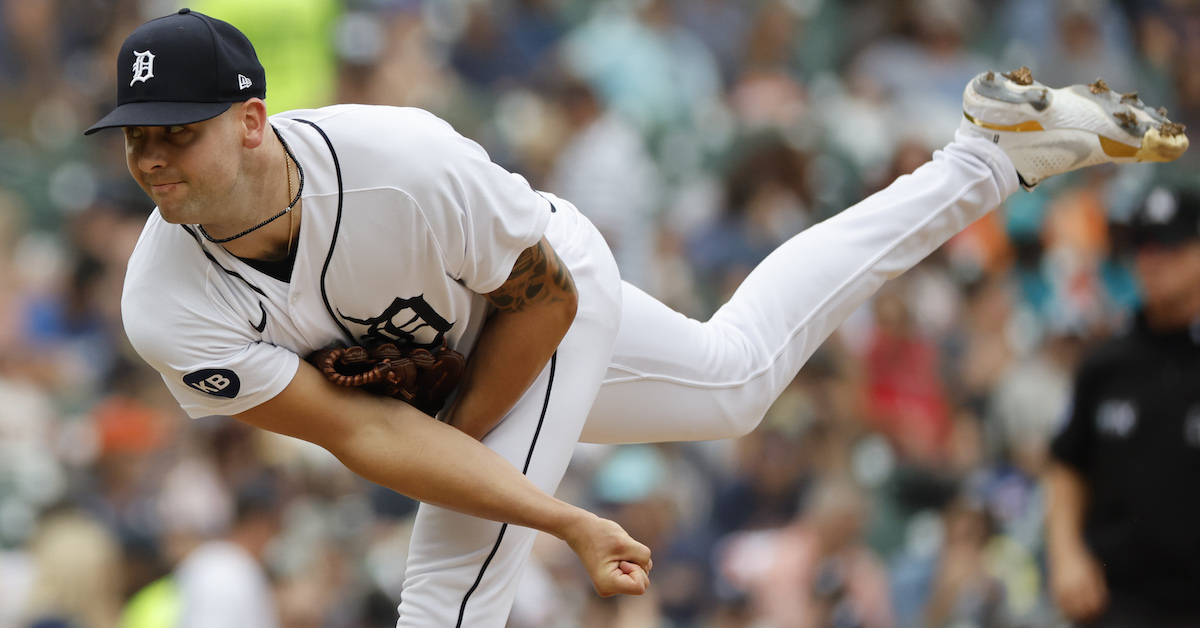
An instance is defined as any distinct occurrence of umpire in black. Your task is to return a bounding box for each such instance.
[1044,185,1200,627]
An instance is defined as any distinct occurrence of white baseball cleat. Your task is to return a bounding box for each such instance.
[960,67,1188,190]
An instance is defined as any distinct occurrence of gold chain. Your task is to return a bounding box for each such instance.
[285,143,295,257]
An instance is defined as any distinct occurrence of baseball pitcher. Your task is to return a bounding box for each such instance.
[88,9,1186,627]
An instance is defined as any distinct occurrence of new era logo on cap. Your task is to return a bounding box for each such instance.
[238,74,253,90]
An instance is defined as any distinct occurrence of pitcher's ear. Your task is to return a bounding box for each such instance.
[236,98,269,148]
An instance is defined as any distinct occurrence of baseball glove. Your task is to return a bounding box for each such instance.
[307,341,466,417]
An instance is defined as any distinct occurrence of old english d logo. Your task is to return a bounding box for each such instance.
[130,50,155,86]
[342,295,453,348]
[184,369,241,398]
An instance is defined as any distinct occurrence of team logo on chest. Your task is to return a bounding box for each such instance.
[130,50,155,86]
[342,295,453,348]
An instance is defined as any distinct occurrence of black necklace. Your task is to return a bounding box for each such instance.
[198,126,304,244]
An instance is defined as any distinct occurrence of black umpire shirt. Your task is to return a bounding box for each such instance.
[1050,312,1200,614]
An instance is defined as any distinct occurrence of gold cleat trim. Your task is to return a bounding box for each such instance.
[1099,136,1139,158]
[963,112,1044,132]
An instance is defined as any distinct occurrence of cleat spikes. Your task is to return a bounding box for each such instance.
[1160,121,1186,137]
[1114,110,1138,127]
[1090,79,1111,94]
[1004,67,1034,85]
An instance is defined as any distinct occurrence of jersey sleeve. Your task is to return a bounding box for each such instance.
[122,229,299,419]
[1049,353,1100,473]
[332,106,552,294]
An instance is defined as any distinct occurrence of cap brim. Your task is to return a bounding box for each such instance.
[84,101,233,135]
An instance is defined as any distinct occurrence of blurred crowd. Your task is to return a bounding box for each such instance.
[0,0,1198,627]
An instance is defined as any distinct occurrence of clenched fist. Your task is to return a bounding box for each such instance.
[562,513,653,596]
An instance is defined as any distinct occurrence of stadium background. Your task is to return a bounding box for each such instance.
[0,0,1197,626]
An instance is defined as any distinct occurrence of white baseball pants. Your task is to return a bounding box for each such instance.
[396,133,1019,626]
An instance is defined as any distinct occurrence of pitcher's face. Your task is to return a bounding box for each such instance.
[124,109,246,225]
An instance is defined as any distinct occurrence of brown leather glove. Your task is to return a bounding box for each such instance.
[307,341,466,417]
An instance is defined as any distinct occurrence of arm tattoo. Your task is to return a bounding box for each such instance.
[486,238,576,313]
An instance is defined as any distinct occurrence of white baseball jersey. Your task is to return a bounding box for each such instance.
[123,104,583,419]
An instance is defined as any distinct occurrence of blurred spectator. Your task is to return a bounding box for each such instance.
[1160,6,1200,174]
[988,328,1082,477]
[922,500,1008,628]
[560,0,722,134]
[20,509,123,628]
[998,0,1137,91]
[687,132,812,309]
[333,4,461,114]
[1038,172,1122,331]
[582,445,676,627]
[725,1,809,131]
[942,277,1017,417]
[547,77,662,289]
[120,473,284,628]
[848,0,993,149]
[864,290,952,466]
[0,0,61,129]
[711,422,811,540]
[78,391,172,569]
[449,0,565,92]
[670,0,756,86]
[1045,185,1200,627]
[717,476,895,628]
[173,474,284,628]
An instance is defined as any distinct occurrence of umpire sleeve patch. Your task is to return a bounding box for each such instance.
[184,369,241,398]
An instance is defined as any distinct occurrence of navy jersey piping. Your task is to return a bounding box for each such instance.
[180,224,267,297]
[294,118,356,345]
[456,352,558,626]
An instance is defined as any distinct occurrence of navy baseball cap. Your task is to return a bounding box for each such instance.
[1130,186,1200,247]
[85,8,266,135]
